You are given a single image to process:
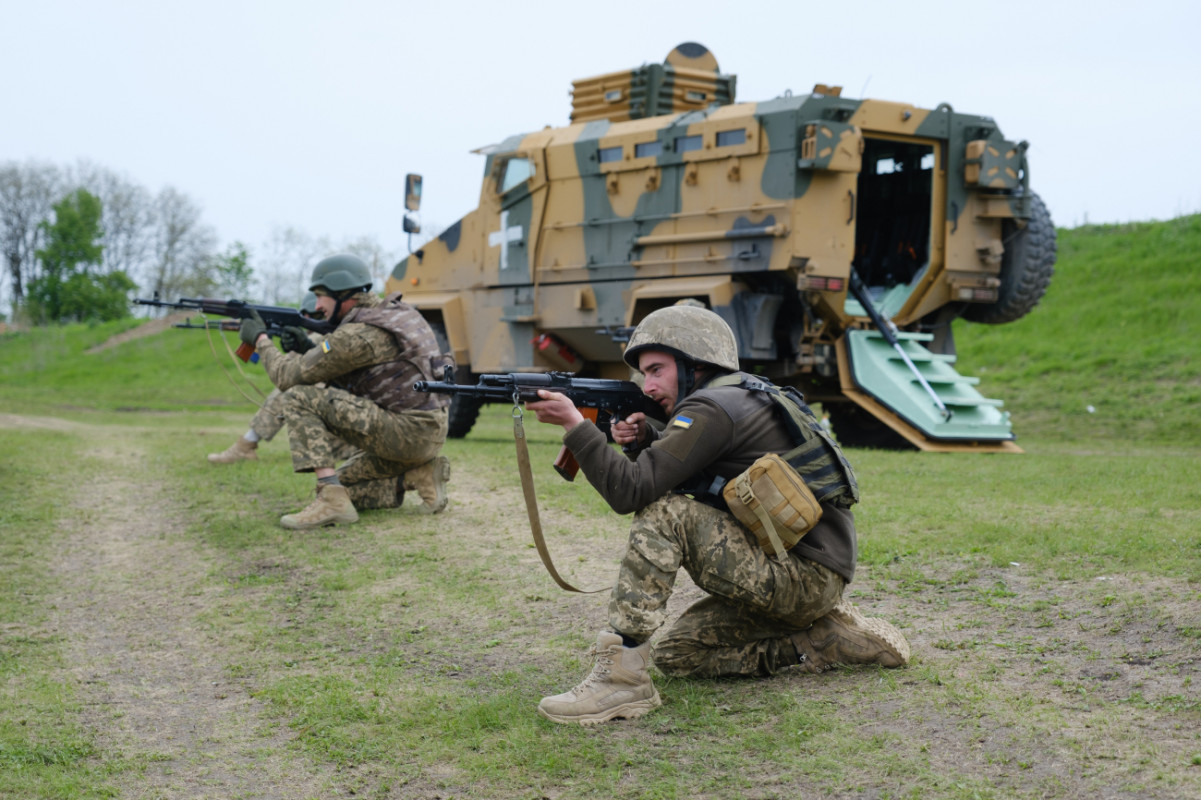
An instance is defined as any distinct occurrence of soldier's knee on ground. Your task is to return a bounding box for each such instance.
[344,476,405,510]
[647,639,701,678]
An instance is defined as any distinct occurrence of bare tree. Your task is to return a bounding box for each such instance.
[0,160,62,318]
[145,186,218,301]
[258,225,329,305]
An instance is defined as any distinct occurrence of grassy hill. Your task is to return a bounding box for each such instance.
[2,214,1199,444]
[954,213,1201,444]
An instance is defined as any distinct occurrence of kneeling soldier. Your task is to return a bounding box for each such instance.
[527,305,909,724]
[241,254,452,529]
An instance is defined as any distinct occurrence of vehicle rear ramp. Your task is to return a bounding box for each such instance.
[835,329,1023,453]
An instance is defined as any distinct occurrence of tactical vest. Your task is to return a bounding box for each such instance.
[695,373,860,508]
[337,294,451,413]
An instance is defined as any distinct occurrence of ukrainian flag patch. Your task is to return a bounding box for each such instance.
[671,415,694,429]
[321,340,332,353]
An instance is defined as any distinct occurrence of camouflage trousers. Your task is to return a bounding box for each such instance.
[610,493,847,678]
[282,385,448,510]
[250,389,288,441]
[251,389,357,459]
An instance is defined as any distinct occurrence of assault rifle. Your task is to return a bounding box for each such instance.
[414,370,669,480]
[135,296,335,362]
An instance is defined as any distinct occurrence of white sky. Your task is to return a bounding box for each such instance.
[4,0,1200,262]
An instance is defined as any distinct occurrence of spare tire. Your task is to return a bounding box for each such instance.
[963,191,1056,325]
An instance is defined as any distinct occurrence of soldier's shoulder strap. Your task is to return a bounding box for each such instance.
[708,373,860,506]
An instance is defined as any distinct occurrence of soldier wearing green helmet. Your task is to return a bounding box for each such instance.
[527,304,909,725]
[240,254,452,529]
[208,292,339,464]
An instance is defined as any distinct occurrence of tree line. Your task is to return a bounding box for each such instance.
[0,159,398,325]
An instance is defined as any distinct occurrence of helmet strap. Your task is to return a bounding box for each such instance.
[329,287,368,322]
[676,357,697,403]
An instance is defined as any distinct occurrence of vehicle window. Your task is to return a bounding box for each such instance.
[716,129,746,147]
[635,141,662,158]
[674,135,702,153]
[598,146,623,163]
[501,158,533,192]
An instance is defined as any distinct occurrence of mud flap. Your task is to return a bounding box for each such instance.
[838,330,1021,452]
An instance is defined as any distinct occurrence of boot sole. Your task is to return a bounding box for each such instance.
[416,456,451,514]
[858,616,911,666]
[536,691,662,725]
[826,604,911,667]
[279,512,359,531]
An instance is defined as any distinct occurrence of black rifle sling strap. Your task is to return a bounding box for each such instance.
[511,404,609,594]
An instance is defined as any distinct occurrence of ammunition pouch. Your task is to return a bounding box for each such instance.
[722,453,823,559]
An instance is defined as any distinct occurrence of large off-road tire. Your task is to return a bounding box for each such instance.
[963,191,1056,325]
[826,402,916,451]
[429,321,482,438]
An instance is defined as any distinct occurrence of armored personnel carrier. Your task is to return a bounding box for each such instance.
[386,43,1055,450]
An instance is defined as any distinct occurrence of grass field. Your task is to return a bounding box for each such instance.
[1,216,1199,799]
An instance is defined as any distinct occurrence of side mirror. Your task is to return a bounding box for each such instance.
[405,173,423,212]
[403,215,421,234]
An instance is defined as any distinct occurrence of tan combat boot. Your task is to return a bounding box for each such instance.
[537,632,662,725]
[207,436,258,464]
[791,599,910,673]
[279,484,359,530]
[403,455,451,514]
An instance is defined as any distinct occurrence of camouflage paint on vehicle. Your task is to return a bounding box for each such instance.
[389,44,1055,451]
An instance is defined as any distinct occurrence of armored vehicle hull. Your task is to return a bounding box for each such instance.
[387,43,1055,450]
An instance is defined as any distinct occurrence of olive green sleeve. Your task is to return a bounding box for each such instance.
[563,397,736,515]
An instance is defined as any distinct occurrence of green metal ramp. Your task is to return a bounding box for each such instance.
[843,328,1016,443]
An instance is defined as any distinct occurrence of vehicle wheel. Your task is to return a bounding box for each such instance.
[429,321,482,438]
[826,403,915,451]
[963,191,1057,325]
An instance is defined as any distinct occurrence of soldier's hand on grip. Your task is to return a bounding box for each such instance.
[280,326,316,354]
[612,413,648,447]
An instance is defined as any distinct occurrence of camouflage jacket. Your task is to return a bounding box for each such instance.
[257,293,450,413]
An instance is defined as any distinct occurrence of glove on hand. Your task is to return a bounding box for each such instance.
[280,325,316,354]
[239,310,268,348]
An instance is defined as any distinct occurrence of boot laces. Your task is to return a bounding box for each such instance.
[570,645,615,693]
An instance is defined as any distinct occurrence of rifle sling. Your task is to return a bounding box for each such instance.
[512,410,609,594]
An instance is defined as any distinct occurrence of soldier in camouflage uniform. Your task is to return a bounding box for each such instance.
[527,305,910,725]
[240,254,452,530]
[208,293,354,465]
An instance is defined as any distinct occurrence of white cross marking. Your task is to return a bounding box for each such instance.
[488,210,523,270]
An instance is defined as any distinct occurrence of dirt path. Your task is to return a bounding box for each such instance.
[38,417,339,799]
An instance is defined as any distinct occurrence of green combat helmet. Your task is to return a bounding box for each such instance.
[300,291,320,317]
[624,305,740,372]
[309,254,373,294]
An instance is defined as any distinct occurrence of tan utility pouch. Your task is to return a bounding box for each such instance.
[722,453,823,559]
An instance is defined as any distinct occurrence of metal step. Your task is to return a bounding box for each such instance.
[844,329,1015,442]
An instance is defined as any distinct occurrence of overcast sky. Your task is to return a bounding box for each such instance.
[4,0,1199,264]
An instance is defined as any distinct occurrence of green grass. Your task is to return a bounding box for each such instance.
[2,216,1200,798]
[954,214,1201,445]
[0,430,115,799]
